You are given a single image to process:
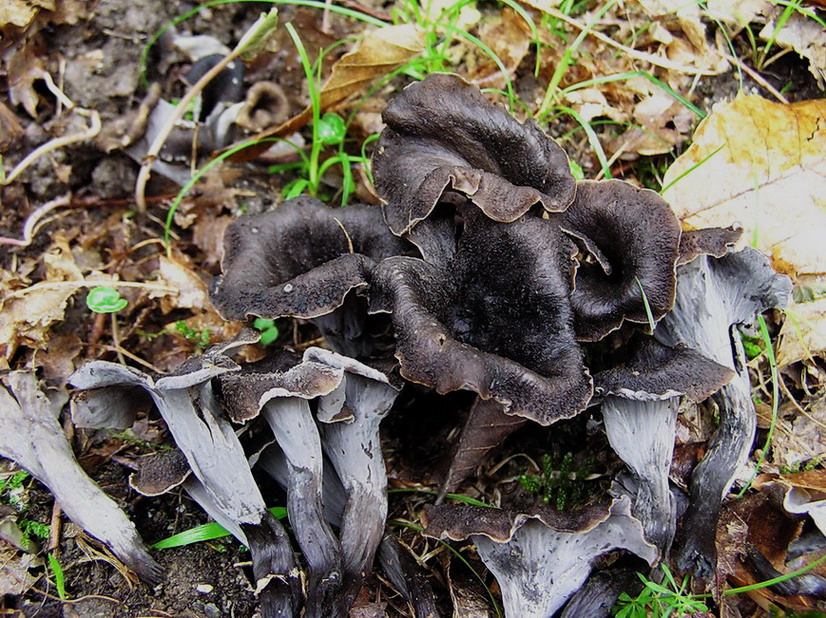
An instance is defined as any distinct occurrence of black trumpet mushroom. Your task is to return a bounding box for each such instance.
[654,245,793,580]
[216,350,345,617]
[424,495,657,617]
[210,195,411,361]
[70,333,300,618]
[594,338,733,554]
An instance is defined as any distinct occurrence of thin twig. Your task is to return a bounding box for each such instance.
[134,52,245,212]
[4,109,100,185]
[722,50,789,104]
[0,193,72,247]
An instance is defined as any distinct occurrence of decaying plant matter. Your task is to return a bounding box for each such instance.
[47,72,793,617]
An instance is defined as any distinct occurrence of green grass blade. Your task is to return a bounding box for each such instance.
[724,552,826,595]
[387,487,492,507]
[736,314,779,498]
[48,553,67,600]
[660,145,723,194]
[153,506,288,549]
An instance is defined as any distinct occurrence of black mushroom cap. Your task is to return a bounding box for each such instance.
[556,180,682,341]
[594,337,734,403]
[594,339,733,553]
[373,73,576,237]
[210,196,411,359]
[370,210,592,425]
[423,496,657,617]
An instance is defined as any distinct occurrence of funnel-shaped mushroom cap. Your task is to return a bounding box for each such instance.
[70,337,300,615]
[557,180,681,341]
[373,73,575,237]
[656,247,792,370]
[595,338,734,403]
[210,196,409,359]
[652,247,792,579]
[371,212,592,425]
[424,496,657,617]
[596,339,733,552]
[303,347,399,613]
[217,351,345,617]
[0,372,162,584]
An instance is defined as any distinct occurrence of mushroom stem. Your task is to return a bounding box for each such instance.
[261,397,343,617]
[318,373,397,611]
[438,396,527,502]
[602,398,679,554]
[675,373,754,578]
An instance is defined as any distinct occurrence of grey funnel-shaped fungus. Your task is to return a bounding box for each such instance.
[654,246,792,580]
[303,347,400,614]
[210,195,410,359]
[0,371,162,584]
[556,180,682,341]
[70,335,300,617]
[370,207,592,426]
[595,338,733,553]
[373,73,575,238]
[424,496,657,617]
[216,351,345,618]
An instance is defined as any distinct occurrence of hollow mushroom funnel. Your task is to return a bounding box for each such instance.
[654,247,792,579]
[594,339,733,553]
[303,347,400,613]
[424,496,657,618]
[69,336,300,617]
[216,351,345,617]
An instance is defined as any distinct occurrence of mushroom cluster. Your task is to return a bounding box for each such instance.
[55,73,793,617]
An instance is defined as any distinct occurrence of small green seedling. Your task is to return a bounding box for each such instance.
[253,318,280,345]
[86,286,128,313]
[175,321,212,349]
[317,113,347,145]
[614,565,709,617]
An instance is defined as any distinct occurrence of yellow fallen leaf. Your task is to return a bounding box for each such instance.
[0,0,53,29]
[776,297,826,367]
[662,93,826,283]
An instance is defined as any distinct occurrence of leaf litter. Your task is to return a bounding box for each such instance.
[0,0,825,616]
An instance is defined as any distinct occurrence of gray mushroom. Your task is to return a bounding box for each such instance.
[303,347,400,613]
[424,495,657,617]
[70,335,300,617]
[653,246,793,579]
[594,339,733,553]
[216,352,345,617]
[0,371,162,584]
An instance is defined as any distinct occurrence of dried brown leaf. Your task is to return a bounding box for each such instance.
[0,237,83,359]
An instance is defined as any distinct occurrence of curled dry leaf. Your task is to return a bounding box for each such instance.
[776,296,826,368]
[662,93,826,284]
[0,237,83,359]
[230,25,425,161]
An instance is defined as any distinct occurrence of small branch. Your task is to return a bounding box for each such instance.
[0,194,72,247]
[4,110,100,186]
